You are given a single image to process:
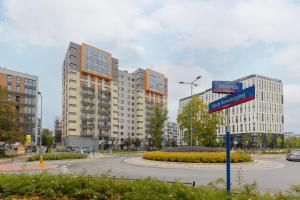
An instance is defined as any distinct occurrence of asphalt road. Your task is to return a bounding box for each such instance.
[53,154,300,193]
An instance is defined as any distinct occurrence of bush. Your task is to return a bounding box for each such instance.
[0,173,299,200]
[143,151,252,163]
[164,146,224,152]
[27,152,88,161]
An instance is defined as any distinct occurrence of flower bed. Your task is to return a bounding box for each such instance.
[27,152,88,161]
[143,151,252,163]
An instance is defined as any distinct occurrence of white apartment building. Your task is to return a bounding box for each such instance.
[164,122,179,145]
[62,42,168,149]
[178,74,284,146]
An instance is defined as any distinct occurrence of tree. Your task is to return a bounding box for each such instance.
[41,128,54,148]
[217,136,225,148]
[256,132,262,150]
[177,96,223,147]
[242,132,251,150]
[148,104,168,149]
[276,135,282,148]
[0,86,24,143]
[266,133,272,148]
[124,137,133,149]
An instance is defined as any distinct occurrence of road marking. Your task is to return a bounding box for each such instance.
[61,165,70,174]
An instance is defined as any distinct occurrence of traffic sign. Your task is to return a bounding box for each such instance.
[209,86,255,113]
[212,81,243,94]
[162,136,166,145]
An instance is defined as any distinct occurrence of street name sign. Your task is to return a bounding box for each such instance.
[209,86,255,113]
[212,81,243,94]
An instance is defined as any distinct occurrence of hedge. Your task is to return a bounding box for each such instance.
[0,173,299,200]
[143,151,252,163]
[27,152,88,161]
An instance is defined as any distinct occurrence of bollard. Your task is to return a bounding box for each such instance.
[39,154,44,168]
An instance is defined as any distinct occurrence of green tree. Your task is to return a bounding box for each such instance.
[266,133,272,148]
[276,135,282,148]
[41,128,54,148]
[124,136,133,149]
[148,104,168,149]
[177,96,223,147]
[217,137,225,148]
[0,86,24,144]
[256,132,262,150]
[242,132,251,150]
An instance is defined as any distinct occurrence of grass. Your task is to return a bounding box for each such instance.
[143,151,252,163]
[0,173,299,199]
[26,152,88,162]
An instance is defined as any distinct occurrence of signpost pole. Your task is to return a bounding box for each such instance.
[225,108,231,196]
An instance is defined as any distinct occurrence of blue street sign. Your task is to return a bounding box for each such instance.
[162,136,166,145]
[212,81,243,94]
[209,86,255,113]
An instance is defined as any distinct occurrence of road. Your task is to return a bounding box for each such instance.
[54,154,300,193]
[1,154,299,193]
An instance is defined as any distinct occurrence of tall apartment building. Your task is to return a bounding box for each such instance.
[0,67,39,143]
[62,42,168,149]
[178,74,284,146]
[62,42,119,148]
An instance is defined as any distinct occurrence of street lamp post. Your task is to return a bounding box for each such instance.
[179,75,201,146]
[38,91,43,168]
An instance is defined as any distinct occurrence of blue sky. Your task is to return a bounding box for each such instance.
[0,0,300,133]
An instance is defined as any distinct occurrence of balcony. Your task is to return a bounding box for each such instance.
[98,109,110,115]
[81,117,95,122]
[98,101,110,108]
[82,124,95,129]
[81,108,95,114]
[98,89,111,95]
[81,86,95,92]
[81,92,95,98]
[81,101,95,106]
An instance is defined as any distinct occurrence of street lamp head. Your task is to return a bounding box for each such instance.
[196,75,202,80]
[178,81,185,84]
[38,91,41,95]
[193,84,198,87]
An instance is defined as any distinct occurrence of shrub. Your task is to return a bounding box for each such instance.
[26,152,88,161]
[143,151,252,163]
[164,146,224,152]
[0,173,299,200]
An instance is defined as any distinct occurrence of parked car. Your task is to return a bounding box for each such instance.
[286,149,300,161]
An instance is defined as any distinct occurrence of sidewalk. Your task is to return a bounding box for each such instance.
[0,154,57,172]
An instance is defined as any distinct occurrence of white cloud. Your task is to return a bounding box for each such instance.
[149,0,300,49]
[271,44,300,76]
[284,84,300,132]
[0,0,151,55]
[152,60,213,122]
[2,0,300,52]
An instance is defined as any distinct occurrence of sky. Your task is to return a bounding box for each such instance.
[0,0,300,133]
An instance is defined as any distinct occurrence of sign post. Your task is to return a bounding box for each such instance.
[209,82,255,196]
[225,108,230,194]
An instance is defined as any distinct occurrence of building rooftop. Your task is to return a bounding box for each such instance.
[179,74,282,101]
[0,66,38,79]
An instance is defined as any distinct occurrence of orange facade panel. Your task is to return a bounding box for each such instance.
[0,73,7,88]
[144,68,165,96]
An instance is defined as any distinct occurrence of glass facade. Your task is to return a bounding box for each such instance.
[82,44,111,79]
